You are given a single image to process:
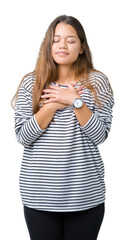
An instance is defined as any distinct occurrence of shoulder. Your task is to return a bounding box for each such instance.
[21,71,36,93]
[88,70,113,93]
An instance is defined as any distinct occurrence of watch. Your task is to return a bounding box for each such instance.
[73,98,83,109]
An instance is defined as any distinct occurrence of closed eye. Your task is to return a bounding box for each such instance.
[53,40,76,44]
[67,41,76,44]
[53,40,60,43]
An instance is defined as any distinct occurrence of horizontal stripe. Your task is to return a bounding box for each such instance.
[14,71,114,212]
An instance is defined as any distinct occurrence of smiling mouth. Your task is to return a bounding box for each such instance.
[56,51,69,56]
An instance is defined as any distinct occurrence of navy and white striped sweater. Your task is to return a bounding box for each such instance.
[15,71,114,212]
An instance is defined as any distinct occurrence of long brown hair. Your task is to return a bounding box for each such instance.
[11,15,109,113]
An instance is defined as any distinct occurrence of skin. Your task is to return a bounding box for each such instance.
[35,23,92,129]
[51,23,83,68]
[41,23,84,107]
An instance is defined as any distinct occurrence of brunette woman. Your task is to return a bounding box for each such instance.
[12,15,114,240]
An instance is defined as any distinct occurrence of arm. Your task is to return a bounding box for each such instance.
[41,82,93,126]
[15,79,68,146]
[79,98,114,145]
[78,74,114,145]
[35,104,56,130]
[74,103,93,126]
[15,85,47,147]
[42,76,114,146]
[35,102,68,130]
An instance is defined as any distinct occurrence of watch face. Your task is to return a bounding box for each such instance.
[74,98,83,108]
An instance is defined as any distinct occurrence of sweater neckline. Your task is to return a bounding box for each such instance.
[51,81,81,88]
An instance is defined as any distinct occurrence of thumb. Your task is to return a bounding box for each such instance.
[71,82,77,87]
[66,82,75,89]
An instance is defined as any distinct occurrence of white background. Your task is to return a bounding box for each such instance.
[0,0,128,239]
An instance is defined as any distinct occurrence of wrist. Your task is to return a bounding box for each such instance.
[42,103,56,113]
[70,96,84,110]
[69,94,80,105]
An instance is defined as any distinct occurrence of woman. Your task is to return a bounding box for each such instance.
[12,15,114,240]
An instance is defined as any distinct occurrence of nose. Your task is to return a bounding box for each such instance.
[59,39,68,49]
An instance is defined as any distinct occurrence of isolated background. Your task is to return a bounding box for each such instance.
[0,0,127,239]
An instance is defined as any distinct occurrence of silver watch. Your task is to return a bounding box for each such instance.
[73,98,83,109]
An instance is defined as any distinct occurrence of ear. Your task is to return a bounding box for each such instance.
[79,49,83,54]
[79,44,84,54]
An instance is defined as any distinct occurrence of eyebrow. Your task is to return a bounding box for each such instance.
[54,35,77,38]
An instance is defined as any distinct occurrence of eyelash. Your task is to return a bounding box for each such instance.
[53,40,75,44]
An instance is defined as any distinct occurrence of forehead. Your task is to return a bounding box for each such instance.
[54,23,78,37]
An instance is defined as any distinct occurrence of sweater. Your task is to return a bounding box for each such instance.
[15,71,114,212]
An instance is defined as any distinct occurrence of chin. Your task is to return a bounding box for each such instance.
[54,59,75,65]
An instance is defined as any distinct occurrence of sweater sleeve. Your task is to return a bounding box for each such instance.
[14,77,46,146]
[80,73,114,146]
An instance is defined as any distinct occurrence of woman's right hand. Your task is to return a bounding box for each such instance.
[39,82,85,111]
[39,100,68,111]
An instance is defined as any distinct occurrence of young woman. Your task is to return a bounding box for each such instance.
[12,15,114,240]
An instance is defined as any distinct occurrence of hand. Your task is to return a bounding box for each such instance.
[39,100,68,111]
[41,83,85,105]
[39,96,68,111]
[70,82,85,95]
[48,102,69,111]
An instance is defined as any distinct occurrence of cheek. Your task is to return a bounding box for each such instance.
[51,42,58,55]
[70,47,81,59]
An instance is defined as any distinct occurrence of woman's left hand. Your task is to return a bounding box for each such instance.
[41,83,85,105]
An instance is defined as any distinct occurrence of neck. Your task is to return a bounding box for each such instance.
[57,65,76,84]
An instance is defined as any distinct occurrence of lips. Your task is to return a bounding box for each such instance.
[56,51,69,56]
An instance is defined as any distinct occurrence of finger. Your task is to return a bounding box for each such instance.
[78,90,85,95]
[49,84,60,90]
[41,94,55,99]
[76,86,85,91]
[44,98,56,103]
[70,82,77,87]
[66,82,75,89]
[39,100,44,108]
[43,89,57,94]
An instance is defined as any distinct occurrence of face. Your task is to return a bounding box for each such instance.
[51,23,83,66]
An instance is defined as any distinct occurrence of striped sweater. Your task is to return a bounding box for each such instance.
[15,71,114,212]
